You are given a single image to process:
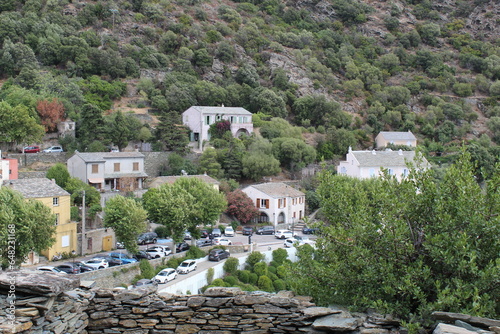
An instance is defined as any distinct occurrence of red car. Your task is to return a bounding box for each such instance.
[21,146,40,153]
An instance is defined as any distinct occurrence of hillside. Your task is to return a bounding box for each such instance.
[0,0,499,176]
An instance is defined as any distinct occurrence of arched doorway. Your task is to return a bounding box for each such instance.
[256,212,269,223]
[235,128,250,137]
[277,212,285,224]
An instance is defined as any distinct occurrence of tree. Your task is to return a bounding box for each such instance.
[0,187,56,267]
[104,195,147,254]
[0,101,45,145]
[46,163,70,188]
[36,98,65,132]
[287,151,500,324]
[143,177,227,243]
[242,152,281,181]
[106,110,130,151]
[225,189,259,224]
[64,177,101,208]
[199,148,223,179]
[249,88,287,118]
[293,95,345,127]
[76,103,105,151]
[271,137,317,171]
[156,112,190,154]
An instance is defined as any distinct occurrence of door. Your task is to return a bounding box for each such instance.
[103,236,113,251]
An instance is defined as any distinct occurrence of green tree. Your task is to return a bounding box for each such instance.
[76,103,105,151]
[249,88,287,118]
[104,195,147,254]
[155,112,190,154]
[293,95,344,127]
[287,151,500,323]
[0,187,56,267]
[242,152,281,181]
[46,163,71,188]
[0,101,44,145]
[199,148,223,179]
[64,177,101,208]
[271,137,317,170]
[105,110,130,151]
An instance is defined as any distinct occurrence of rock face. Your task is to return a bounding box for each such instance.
[0,270,80,296]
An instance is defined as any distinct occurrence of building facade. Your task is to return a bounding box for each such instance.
[242,182,305,227]
[337,147,430,181]
[0,157,18,180]
[182,106,253,151]
[67,152,148,191]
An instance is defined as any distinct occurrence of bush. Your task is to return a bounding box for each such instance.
[139,259,155,279]
[223,257,239,275]
[211,278,226,287]
[223,275,238,286]
[276,265,287,278]
[238,270,251,283]
[268,266,277,274]
[185,246,206,259]
[257,275,274,292]
[273,279,286,291]
[207,267,214,284]
[248,273,258,285]
[154,226,169,238]
[272,248,288,265]
[245,251,265,270]
[253,262,268,277]
[166,258,181,268]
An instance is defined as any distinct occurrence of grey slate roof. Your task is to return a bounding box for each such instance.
[247,182,304,198]
[352,150,428,167]
[5,178,70,198]
[148,175,220,188]
[377,131,416,141]
[73,151,145,162]
[187,106,251,115]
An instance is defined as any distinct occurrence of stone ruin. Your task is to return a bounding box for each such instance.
[0,270,499,334]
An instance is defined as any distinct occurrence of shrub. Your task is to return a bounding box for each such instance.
[272,248,288,265]
[224,257,239,275]
[248,273,258,285]
[245,251,265,270]
[268,266,277,274]
[139,259,155,279]
[253,262,268,277]
[186,246,206,259]
[166,258,181,268]
[211,278,226,287]
[257,275,274,292]
[273,279,286,291]
[276,265,287,278]
[238,270,251,283]
[207,267,214,284]
[154,226,169,238]
[223,275,238,286]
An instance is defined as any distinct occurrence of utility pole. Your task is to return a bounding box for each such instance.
[81,190,86,256]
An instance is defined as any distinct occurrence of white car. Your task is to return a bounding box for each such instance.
[153,268,178,283]
[275,229,295,239]
[176,259,197,274]
[43,146,64,153]
[213,237,232,246]
[284,236,315,248]
[37,266,67,274]
[148,245,172,256]
[224,226,235,237]
[145,248,166,259]
[82,258,109,269]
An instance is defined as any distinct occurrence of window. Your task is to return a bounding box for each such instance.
[230,116,234,123]
[133,162,139,171]
[53,197,59,206]
[61,235,69,247]
[114,163,120,172]
[403,169,409,177]
[92,164,98,173]
[341,167,347,174]
[55,213,60,225]
[205,115,211,125]
[370,168,375,177]
[388,168,394,175]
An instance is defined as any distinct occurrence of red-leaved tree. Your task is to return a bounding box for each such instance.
[225,189,259,224]
[36,98,65,132]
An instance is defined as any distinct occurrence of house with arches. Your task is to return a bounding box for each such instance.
[182,105,253,151]
[242,182,305,227]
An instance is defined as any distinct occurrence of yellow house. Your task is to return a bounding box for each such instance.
[6,178,77,261]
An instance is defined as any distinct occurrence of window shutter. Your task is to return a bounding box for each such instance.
[256,198,260,208]
[284,198,286,207]
[265,199,269,209]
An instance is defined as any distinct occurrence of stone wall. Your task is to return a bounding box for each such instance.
[8,153,68,169]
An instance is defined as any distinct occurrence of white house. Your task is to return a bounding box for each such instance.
[375,131,417,149]
[242,182,305,227]
[337,147,430,181]
[182,106,253,150]
[67,152,148,191]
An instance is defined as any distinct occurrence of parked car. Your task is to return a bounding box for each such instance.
[242,226,254,236]
[37,266,67,274]
[176,259,197,274]
[176,242,190,253]
[196,239,213,247]
[256,226,275,235]
[116,241,125,249]
[275,229,294,239]
[147,245,171,256]
[184,231,192,240]
[284,236,315,248]
[82,258,109,269]
[211,228,222,238]
[145,248,165,259]
[153,268,178,284]
[224,226,235,237]
[99,256,123,267]
[133,278,158,288]
[21,145,40,153]
[133,250,152,260]
[74,262,96,272]
[200,229,210,239]
[302,226,319,235]
[137,232,158,245]
[43,146,63,153]
[108,253,137,264]
[213,237,232,246]
[55,263,81,274]
[208,249,230,262]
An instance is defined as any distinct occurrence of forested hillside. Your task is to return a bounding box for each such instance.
[1,0,499,179]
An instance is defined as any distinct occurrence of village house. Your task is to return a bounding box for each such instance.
[375,131,417,149]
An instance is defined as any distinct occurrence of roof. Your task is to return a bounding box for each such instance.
[148,175,220,188]
[5,178,70,198]
[376,131,417,141]
[184,106,251,116]
[350,150,429,167]
[72,151,145,162]
[244,182,304,198]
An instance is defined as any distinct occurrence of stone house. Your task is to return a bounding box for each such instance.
[182,106,253,151]
[242,182,305,226]
[375,131,417,149]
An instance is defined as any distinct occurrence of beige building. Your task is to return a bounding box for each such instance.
[375,131,417,149]
[6,178,77,260]
[337,147,430,181]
